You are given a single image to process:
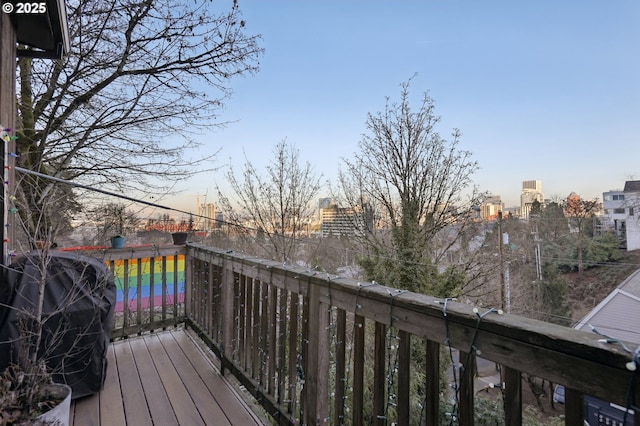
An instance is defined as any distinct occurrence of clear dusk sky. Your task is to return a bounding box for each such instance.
[165,0,640,214]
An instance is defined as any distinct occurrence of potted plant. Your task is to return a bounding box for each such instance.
[171,231,188,245]
[111,204,126,248]
[95,203,137,249]
[110,235,125,249]
[0,363,72,425]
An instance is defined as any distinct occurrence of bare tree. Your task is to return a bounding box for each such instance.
[86,202,140,244]
[564,195,600,273]
[15,0,263,241]
[338,81,481,295]
[216,140,322,263]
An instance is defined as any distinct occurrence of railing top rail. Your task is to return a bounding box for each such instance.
[187,244,639,408]
[76,244,186,261]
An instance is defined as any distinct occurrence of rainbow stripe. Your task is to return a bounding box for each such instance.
[109,256,185,312]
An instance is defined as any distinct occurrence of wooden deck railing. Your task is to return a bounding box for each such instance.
[85,244,639,425]
[182,244,640,426]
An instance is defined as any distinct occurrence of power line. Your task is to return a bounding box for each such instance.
[15,166,236,229]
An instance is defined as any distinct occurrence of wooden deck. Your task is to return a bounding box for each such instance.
[70,328,268,426]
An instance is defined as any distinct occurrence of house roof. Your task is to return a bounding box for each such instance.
[623,180,640,192]
[574,269,640,345]
[13,0,70,59]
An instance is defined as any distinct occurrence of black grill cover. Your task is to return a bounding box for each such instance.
[0,251,116,399]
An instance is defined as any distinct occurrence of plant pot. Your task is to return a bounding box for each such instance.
[171,232,188,245]
[110,236,125,249]
[36,383,72,426]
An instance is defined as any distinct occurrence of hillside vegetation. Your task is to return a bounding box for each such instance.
[566,249,640,323]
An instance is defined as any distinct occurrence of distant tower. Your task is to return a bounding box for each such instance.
[520,180,544,219]
[199,203,215,231]
[480,195,503,220]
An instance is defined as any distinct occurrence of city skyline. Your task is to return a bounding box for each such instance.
[150,1,638,215]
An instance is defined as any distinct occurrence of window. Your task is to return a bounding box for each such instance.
[614,208,625,214]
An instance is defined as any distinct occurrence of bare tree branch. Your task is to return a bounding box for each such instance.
[217,140,322,263]
[15,0,263,239]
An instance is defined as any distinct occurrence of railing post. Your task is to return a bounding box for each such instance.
[220,255,235,375]
[303,282,329,425]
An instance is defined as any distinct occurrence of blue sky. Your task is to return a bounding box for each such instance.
[167,0,640,213]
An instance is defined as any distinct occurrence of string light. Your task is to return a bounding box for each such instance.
[440,300,503,425]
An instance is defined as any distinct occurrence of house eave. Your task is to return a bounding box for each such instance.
[13,0,70,59]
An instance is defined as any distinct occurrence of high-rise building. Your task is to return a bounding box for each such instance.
[197,202,216,231]
[520,180,544,219]
[319,198,373,237]
[480,195,503,220]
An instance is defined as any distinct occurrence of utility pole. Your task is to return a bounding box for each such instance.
[498,211,511,313]
[531,215,543,280]
[498,211,505,311]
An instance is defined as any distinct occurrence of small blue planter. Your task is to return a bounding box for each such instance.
[110,236,125,249]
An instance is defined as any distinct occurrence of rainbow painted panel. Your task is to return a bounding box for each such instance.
[107,256,185,313]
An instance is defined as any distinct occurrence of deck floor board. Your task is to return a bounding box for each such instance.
[156,332,231,426]
[99,344,126,425]
[71,328,266,425]
[130,336,178,425]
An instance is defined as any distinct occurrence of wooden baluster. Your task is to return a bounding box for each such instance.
[373,322,386,426]
[503,366,522,426]
[397,330,410,425]
[425,340,440,426]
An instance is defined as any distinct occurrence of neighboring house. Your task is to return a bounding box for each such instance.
[555,269,640,423]
[574,269,640,347]
[0,1,70,264]
[623,181,640,251]
[602,189,628,245]
[601,181,640,251]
